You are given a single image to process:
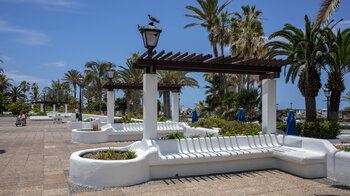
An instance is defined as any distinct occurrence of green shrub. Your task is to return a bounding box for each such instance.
[82,149,137,160]
[7,102,30,115]
[124,151,137,159]
[158,116,170,122]
[190,135,201,138]
[335,145,350,152]
[219,121,261,136]
[276,121,340,139]
[162,131,185,139]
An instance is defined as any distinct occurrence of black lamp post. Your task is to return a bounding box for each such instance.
[106,62,116,88]
[323,84,331,120]
[78,82,83,121]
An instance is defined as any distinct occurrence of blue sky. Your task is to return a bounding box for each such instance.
[0,0,349,110]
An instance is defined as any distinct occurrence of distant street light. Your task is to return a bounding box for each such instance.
[290,102,293,109]
[323,84,331,120]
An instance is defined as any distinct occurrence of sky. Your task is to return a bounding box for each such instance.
[0,0,350,110]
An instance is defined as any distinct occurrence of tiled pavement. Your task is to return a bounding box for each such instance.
[0,119,350,196]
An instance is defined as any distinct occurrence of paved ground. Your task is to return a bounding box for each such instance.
[0,119,350,196]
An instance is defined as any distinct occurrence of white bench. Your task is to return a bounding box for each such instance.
[150,135,327,179]
[114,122,183,134]
[70,134,337,187]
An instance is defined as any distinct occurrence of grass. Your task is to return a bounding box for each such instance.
[82,149,137,160]
[335,145,350,152]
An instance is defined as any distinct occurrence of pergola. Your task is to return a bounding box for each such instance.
[31,101,69,113]
[103,82,182,123]
[131,50,293,140]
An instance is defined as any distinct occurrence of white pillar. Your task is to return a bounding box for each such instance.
[171,91,179,122]
[143,74,158,140]
[64,104,68,114]
[40,104,44,112]
[31,104,34,111]
[107,90,115,123]
[53,104,56,112]
[262,79,276,134]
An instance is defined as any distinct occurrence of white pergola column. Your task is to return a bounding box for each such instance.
[262,79,276,134]
[171,91,179,122]
[40,104,44,112]
[64,104,68,114]
[31,104,34,111]
[53,104,56,112]
[143,74,158,140]
[107,90,115,123]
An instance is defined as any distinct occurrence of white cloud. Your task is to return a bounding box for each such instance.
[1,55,11,62]
[5,70,49,84]
[47,61,66,67]
[0,0,76,8]
[0,19,50,45]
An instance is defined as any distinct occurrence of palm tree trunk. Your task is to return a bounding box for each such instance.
[98,87,102,114]
[165,91,171,118]
[329,90,341,121]
[305,96,317,122]
[162,92,167,117]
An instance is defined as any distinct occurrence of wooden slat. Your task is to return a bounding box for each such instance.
[173,52,188,61]
[153,50,165,60]
[188,54,203,62]
[139,51,148,59]
[181,53,196,61]
[146,50,157,59]
[206,55,224,63]
[223,57,242,64]
[166,52,181,61]
[196,54,212,62]
[159,52,173,60]
[217,56,232,64]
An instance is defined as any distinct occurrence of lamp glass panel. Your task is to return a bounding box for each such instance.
[107,70,114,79]
[145,30,159,47]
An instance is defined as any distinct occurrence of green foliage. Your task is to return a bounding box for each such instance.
[115,97,127,114]
[86,101,107,112]
[219,122,261,136]
[124,151,137,159]
[276,121,340,139]
[83,118,94,122]
[82,150,137,160]
[158,116,171,122]
[335,145,350,152]
[7,102,30,115]
[114,113,135,123]
[190,135,201,138]
[162,131,185,140]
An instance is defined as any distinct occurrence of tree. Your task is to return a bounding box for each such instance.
[231,5,265,91]
[185,0,231,94]
[118,53,143,115]
[0,74,13,93]
[8,86,26,103]
[315,0,341,28]
[85,61,114,113]
[44,80,70,103]
[320,28,350,121]
[63,69,82,102]
[265,15,324,122]
[30,82,40,102]
[20,81,30,95]
[158,71,199,118]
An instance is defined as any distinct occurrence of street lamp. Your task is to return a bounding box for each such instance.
[290,102,293,109]
[323,84,331,120]
[106,62,116,85]
[78,81,84,121]
[138,22,162,54]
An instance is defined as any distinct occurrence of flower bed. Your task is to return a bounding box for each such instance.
[82,149,136,160]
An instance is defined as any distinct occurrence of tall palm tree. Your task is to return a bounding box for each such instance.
[63,69,82,101]
[315,0,341,28]
[85,61,114,113]
[30,82,40,102]
[20,81,30,96]
[158,71,199,118]
[0,74,13,93]
[320,28,350,121]
[118,53,143,115]
[44,80,70,103]
[185,0,231,95]
[265,15,324,122]
[231,5,265,91]
[7,86,26,103]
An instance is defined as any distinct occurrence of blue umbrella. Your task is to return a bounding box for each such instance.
[286,111,297,135]
[192,109,198,124]
[237,108,245,122]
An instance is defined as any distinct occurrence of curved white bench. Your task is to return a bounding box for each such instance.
[70,134,340,187]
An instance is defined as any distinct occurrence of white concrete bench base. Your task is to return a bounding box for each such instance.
[69,134,345,188]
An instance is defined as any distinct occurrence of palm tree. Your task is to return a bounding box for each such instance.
[44,80,70,103]
[8,86,26,103]
[63,69,82,101]
[158,71,199,118]
[320,28,350,121]
[0,74,13,93]
[30,82,40,102]
[185,0,231,94]
[84,61,114,113]
[118,53,143,115]
[265,15,324,122]
[231,5,265,91]
[20,81,30,95]
[315,0,341,28]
